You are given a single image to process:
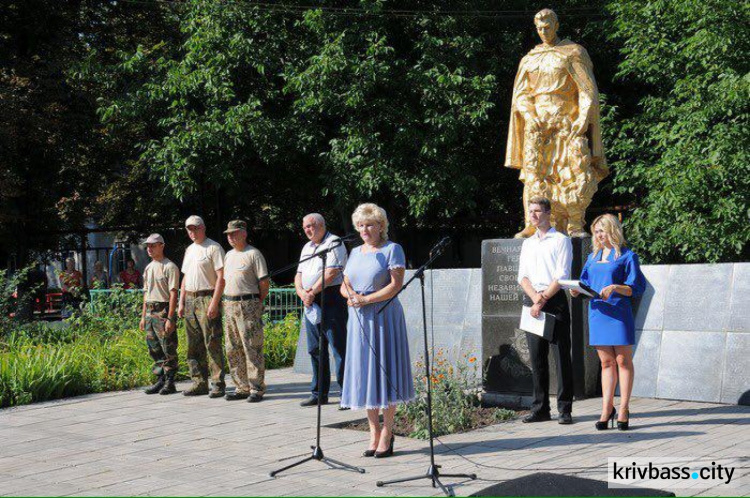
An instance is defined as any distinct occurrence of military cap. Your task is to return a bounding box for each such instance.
[185,215,205,228]
[224,220,247,233]
[143,233,165,244]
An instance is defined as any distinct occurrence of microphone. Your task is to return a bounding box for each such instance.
[429,236,451,257]
[338,233,360,242]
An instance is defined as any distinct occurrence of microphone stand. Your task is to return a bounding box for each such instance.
[268,235,365,478]
[376,238,476,497]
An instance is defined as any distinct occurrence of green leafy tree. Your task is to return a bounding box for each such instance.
[88,0,613,237]
[607,0,750,263]
[0,1,184,264]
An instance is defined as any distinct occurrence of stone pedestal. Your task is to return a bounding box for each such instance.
[481,237,598,406]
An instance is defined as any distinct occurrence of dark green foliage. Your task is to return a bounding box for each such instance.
[607,0,750,262]
[83,0,609,235]
[2,0,746,263]
[0,268,27,326]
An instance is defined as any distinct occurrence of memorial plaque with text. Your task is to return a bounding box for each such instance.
[481,237,595,399]
[481,239,531,394]
[482,239,524,316]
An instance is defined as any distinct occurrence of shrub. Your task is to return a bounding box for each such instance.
[397,350,482,439]
[0,267,33,327]
[70,286,142,338]
[264,312,300,370]
[0,289,300,408]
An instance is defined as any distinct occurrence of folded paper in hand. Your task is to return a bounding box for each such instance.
[520,306,555,341]
[558,279,600,299]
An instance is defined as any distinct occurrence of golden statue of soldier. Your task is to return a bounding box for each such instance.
[505,9,608,238]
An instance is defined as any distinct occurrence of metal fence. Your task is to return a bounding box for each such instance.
[88,287,302,323]
[264,287,302,323]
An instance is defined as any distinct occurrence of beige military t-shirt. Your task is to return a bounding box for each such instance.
[143,258,180,303]
[181,238,225,292]
[224,246,269,296]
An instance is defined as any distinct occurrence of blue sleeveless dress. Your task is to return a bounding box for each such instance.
[580,247,646,346]
[340,241,415,410]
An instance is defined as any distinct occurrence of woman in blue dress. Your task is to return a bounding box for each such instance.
[339,203,414,458]
[572,214,645,431]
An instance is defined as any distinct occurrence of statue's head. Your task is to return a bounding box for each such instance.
[534,9,559,45]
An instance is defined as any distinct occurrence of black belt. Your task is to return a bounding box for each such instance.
[146,301,169,310]
[223,293,260,302]
[185,289,214,297]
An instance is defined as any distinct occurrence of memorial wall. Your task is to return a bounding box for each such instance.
[293,262,749,406]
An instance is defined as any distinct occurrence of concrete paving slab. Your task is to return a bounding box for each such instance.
[1,368,747,496]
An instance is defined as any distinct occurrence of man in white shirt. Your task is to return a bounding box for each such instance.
[517,197,575,424]
[178,215,226,398]
[139,233,180,395]
[295,213,348,407]
[222,220,270,403]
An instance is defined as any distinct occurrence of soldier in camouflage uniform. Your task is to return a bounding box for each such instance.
[178,215,227,398]
[222,220,270,402]
[139,234,180,395]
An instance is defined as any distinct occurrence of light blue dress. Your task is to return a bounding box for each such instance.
[580,247,646,346]
[340,241,415,410]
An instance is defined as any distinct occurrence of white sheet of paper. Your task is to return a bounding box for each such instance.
[520,305,552,339]
[558,279,596,298]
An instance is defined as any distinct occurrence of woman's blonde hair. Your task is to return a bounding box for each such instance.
[352,203,389,242]
[591,213,626,258]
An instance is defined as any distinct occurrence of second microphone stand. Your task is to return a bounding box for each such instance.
[268,237,365,478]
[375,239,477,497]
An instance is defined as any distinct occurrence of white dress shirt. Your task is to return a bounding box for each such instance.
[516,227,573,292]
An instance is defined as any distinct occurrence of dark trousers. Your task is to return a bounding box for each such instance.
[305,287,348,398]
[525,292,574,415]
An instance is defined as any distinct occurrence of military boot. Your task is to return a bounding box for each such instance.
[159,371,177,395]
[208,384,226,399]
[183,382,209,396]
[144,375,165,395]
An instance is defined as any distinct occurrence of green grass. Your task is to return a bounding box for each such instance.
[0,289,300,408]
[0,327,155,407]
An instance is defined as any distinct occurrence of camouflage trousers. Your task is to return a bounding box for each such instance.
[223,299,265,395]
[185,294,225,388]
[145,302,178,376]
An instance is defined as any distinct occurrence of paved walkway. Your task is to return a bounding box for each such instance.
[1,369,748,497]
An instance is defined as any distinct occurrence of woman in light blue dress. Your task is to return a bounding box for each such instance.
[573,214,645,431]
[340,203,414,458]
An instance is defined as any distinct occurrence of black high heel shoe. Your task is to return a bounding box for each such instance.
[595,407,616,430]
[374,435,395,458]
[363,435,380,457]
[617,409,630,431]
